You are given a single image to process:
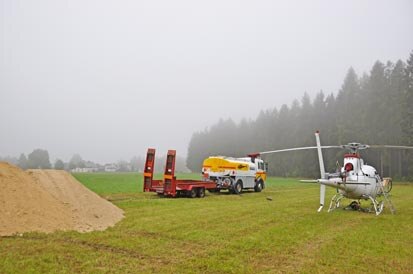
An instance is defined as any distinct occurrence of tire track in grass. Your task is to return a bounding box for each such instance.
[15,235,171,264]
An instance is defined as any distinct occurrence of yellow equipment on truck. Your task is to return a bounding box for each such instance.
[202,153,267,194]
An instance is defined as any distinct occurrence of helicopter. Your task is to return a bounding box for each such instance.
[255,131,413,215]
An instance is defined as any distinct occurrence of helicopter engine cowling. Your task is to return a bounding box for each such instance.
[361,165,377,177]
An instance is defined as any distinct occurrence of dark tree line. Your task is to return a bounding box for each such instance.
[187,52,413,180]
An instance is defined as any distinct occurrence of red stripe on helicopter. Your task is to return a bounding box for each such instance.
[344,153,360,158]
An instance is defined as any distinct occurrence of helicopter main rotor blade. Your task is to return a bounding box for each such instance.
[369,145,413,150]
[259,146,341,155]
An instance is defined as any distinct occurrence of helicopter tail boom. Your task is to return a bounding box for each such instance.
[318,179,346,190]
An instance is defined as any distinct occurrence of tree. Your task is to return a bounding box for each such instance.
[117,160,130,172]
[69,154,84,170]
[17,153,28,170]
[401,51,413,178]
[54,159,65,170]
[130,156,144,172]
[401,51,413,145]
[335,67,362,143]
[27,149,51,169]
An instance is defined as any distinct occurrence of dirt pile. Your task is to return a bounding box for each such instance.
[0,162,124,236]
[0,162,73,236]
[28,169,124,232]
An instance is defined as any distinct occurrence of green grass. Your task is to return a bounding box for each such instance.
[1,173,413,273]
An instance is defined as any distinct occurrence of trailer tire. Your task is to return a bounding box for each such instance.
[254,180,263,192]
[233,180,243,194]
[188,189,197,198]
[197,188,205,198]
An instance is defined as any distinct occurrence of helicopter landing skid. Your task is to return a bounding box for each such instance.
[328,194,344,212]
[367,196,384,216]
[329,195,385,215]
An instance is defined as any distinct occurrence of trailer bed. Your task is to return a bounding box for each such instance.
[143,148,217,198]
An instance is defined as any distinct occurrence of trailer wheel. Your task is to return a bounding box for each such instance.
[254,180,263,192]
[197,188,205,198]
[188,188,197,198]
[233,180,243,194]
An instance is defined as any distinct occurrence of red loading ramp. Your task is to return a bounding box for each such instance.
[143,148,163,192]
[163,150,177,196]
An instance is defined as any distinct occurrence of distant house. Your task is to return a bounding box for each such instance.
[104,164,118,172]
[71,167,99,173]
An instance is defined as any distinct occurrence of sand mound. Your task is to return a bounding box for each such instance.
[28,169,124,232]
[0,162,123,236]
[0,162,73,236]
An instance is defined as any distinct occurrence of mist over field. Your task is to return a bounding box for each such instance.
[1,0,412,166]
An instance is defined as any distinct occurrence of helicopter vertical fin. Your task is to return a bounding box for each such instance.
[315,131,326,212]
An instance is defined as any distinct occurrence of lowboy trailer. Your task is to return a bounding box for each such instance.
[143,148,217,198]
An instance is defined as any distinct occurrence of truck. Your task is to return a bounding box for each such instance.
[202,153,268,194]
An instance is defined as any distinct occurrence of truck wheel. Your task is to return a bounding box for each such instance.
[233,180,243,194]
[254,180,263,192]
[197,188,205,198]
[188,189,197,198]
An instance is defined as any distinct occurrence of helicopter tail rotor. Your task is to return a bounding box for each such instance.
[315,131,327,212]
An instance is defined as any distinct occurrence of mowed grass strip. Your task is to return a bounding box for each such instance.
[1,173,412,273]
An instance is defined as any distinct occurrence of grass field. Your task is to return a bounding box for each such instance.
[1,173,413,273]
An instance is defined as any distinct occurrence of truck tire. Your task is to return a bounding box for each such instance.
[188,188,197,198]
[233,180,243,194]
[197,188,205,198]
[254,180,263,192]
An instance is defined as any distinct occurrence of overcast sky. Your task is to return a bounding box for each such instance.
[1,0,412,163]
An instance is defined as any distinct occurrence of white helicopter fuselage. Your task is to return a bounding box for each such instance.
[319,154,382,199]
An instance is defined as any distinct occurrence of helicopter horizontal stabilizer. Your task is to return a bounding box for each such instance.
[299,179,318,183]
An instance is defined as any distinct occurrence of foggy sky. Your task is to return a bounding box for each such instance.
[1,0,412,163]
